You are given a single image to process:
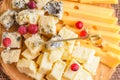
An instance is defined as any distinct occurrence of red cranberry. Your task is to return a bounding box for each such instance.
[28,24,38,34]
[71,63,79,71]
[27,1,36,9]
[18,26,27,35]
[3,38,11,47]
[80,30,88,37]
[75,21,83,29]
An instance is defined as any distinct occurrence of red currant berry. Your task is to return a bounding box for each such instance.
[75,21,83,29]
[3,38,11,47]
[18,26,27,35]
[80,30,88,37]
[71,63,79,71]
[27,1,36,9]
[28,24,38,34]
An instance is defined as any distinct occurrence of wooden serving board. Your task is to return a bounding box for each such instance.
[0,0,116,80]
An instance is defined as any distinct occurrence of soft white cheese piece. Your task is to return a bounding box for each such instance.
[38,15,58,36]
[22,49,40,60]
[46,60,66,80]
[35,0,51,9]
[63,59,81,80]
[58,27,78,60]
[48,47,64,63]
[17,58,37,74]
[37,52,53,74]
[1,49,21,64]
[83,56,100,75]
[25,34,43,54]
[1,32,22,48]
[12,0,29,9]
[0,10,17,30]
[44,1,63,19]
[16,9,44,25]
[72,46,96,63]
[73,68,93,80]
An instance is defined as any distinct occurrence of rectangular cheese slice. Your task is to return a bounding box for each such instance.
[17,58,37,74]
[37,52,53,74]
[64,8,117,24]
[1,49,21,64]
[25,34,43,54]
[58,27,78,60]
[83,56,100,75]
[63,59,81,80]
[46,60,66,80]
[22,49,40,60]
[80,0,118,4]
[62,1,114,16]
[72,46,95,63]
[62,15,120,33]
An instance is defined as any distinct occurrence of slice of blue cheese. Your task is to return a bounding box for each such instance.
[0,10,17,30]
[12,0,29,9]
[24,34,44,54]
[38,15,58,36]
[16,9,44,25]
[1,32,22,48]
[1,49,21,64]
[44,1,63,19]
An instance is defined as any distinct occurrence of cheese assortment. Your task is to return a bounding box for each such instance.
[0,0,120,80]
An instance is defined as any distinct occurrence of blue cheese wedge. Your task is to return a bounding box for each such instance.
[35,0,51,9]
[25,34,43,54]
[83,56,100,75]
[16,9,44,25]
[0,10,17,30]
[38,15,58,36]
[46,35,63,50]
[36,52,53,75]
[72,46,96,63]
[12,0,29,9]
[22,49,40,60]
[58,27,78,60]
[46,60,66,80]
[63,59,81,80]
[1,32,22,48]
[17,58,37,74]
[44,1,63,19]
[1,49,21,64]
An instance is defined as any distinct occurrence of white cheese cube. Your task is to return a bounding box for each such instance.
[38,15,58,36]
[1,32,22,48]
[12,0,29,9]
[46,60,66,80]
[44,1,63,19]
[16,9,44,25]
[1,49,21,64]
[37,52,53,74]
[72,46,96,63]
[48,47,64,63]
[25,34,43,54]
[17,58,37,74]
[73,68,93,80]
[83,56,100,75]
[0,10,16,30]
[58,27,78,60]
[63,59,81,80]
[35,0,51,9]
[22,49,40,60]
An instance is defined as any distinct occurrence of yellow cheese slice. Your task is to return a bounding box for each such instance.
[62,1,114,16]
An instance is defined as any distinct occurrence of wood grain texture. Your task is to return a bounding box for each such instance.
[0,0,117,80]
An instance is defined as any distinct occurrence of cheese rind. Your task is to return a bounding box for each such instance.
[1,49,21,64]
[46,60,66,80]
